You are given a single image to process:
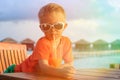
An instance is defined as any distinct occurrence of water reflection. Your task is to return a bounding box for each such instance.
[74,54,120,69]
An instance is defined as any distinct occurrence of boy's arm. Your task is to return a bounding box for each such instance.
[60,61,74,68]
[37,59,75,78]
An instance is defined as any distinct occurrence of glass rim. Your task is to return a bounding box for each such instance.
[40,22,65,32]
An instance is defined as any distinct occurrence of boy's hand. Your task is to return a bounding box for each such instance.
[58,66,76,78]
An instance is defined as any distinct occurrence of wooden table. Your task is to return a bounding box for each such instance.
[0,68,120,80]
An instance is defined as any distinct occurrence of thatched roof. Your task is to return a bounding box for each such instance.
[21,38,35,44]
[0,37,17,43]
[111,39,120,44]
[75,39,90,44]
[92,39,108,44]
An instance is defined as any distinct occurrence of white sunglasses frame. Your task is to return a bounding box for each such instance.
[40,22,65,32]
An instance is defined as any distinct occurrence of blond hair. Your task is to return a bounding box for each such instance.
[38,3,66,20]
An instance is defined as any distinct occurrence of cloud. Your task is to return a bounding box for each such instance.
[0,20,42,42]
[63,19,100,42]
[0,0,45,21]
[98,19,120,35]
[0,0,111,21]
[108,0,120,10]
[0,0,120,42]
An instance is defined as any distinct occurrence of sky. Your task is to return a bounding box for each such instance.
[0,0,120,43]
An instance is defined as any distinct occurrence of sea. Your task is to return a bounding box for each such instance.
[27,51,120,69]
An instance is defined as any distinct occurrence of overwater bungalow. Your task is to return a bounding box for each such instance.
[74,39,91,51]
[21,38,35,51]
[0,37,18,43]
[111,39,120,50]
[92,39,109,51]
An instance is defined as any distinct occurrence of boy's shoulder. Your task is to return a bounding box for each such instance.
[61,36,71,43]
[62,36,70,40]
[36,36,71,43]
[36,36,48,44]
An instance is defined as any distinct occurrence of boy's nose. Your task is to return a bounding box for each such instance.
[51,27,56,31]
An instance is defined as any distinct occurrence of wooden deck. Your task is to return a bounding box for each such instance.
[0,68,120,80]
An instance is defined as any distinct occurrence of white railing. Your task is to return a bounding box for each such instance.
[73,50,120,59]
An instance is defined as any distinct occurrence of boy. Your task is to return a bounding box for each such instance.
[5,3,75,78]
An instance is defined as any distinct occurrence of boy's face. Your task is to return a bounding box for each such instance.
[39,12,67,40]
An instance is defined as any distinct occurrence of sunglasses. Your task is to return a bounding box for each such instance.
[40,22,65,32]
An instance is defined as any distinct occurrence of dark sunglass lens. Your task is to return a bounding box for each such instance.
[41,24,50,31]
[54,23,63,30]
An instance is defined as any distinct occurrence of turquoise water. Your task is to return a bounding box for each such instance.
[74,54,120,69]
[27,51,120,69]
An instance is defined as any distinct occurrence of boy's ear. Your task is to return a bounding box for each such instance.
[64,23,67,29]
[39,25,44,32]
[39,25,41,29]
[39,25,42,30]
